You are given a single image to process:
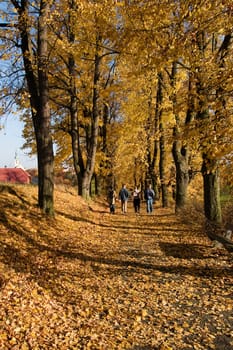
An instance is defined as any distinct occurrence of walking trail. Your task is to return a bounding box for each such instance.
[0,186,232,349]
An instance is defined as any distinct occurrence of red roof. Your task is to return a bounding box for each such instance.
[0,168,31,184]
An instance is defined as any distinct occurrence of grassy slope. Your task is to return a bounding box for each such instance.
[0,184,232,350]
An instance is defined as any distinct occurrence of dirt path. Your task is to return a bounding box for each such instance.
[64,200,233,350]
[0,188,233,349]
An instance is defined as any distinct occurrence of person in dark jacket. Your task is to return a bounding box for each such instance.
[107,187,117,214]
[144,184,155,213]
[119,184,129,213]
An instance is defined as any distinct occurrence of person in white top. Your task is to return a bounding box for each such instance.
[132,186,141,213]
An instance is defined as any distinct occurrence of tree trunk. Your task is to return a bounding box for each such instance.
[69,60,85,196]
[81,38,101,199]
[36,132,54,215]
[201,157,222,223]
[156,73,168,207]
[67,1,84,196]
[159,132,168,207]
[172,141,190,210]
[145,73,160,201]
[171,64,195,211]
[36,0,54,215]
[16,0,54,215]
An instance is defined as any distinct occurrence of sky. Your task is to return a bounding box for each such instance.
[0,114,37,169]
[0,4,37,170]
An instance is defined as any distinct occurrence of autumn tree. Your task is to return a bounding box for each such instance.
[46,0,120,199]
[171,62,191,211]
[1,0,232,224]
[157,72,169,207]
[0,0,54,215]
[187,4,233,223]
[197,33,233,224]
[113,1,172,195]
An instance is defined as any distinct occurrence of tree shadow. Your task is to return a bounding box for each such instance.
[56,210,97,224]
[159,242,208,259]
[1,189,232,350]
[129,346,158,350]
[0,220,232,285]
[214,335,233,350]
[56,210,191,237]
[0,184,32,205]
[0,198,232,304]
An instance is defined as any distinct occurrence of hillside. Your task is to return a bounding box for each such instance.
[0,184,232,350]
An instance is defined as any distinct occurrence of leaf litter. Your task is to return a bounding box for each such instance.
[0,185,232,349]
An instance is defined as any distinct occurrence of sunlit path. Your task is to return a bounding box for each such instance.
[0,185,232,350]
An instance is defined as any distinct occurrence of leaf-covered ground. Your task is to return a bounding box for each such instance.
[0,185,232,350]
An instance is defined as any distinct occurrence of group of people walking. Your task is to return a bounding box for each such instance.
[107,183,156,214]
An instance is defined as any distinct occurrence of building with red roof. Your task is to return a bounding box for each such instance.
[0,168,31,184]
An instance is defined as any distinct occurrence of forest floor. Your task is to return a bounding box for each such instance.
[0,184,232,350]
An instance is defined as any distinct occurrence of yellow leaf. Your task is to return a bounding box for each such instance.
[141,309,148,318]
[0,331,8,341]
[21,343,30,350]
